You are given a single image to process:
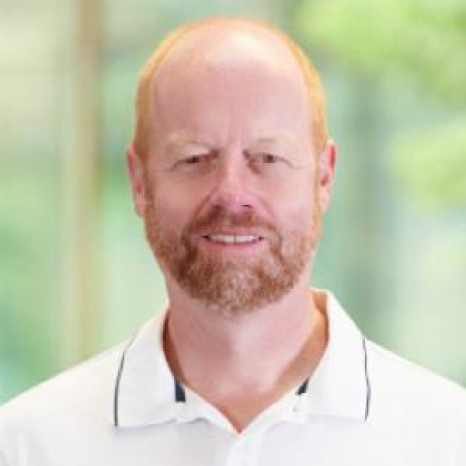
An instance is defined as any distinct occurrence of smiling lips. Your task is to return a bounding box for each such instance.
[203,233,264,244]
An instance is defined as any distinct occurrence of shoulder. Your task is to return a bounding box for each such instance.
[366,339,466,406]
[365,339,466,442]
[362,340,466,462]
[0,340,127,444]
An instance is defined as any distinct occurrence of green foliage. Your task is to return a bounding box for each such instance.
[294,0,466,208]
[295,0,466,107]
[391,118,466,210]
[0,165,60,400]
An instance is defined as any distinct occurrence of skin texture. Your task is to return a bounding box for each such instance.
[127,19,337,432]
[134,17,329,164]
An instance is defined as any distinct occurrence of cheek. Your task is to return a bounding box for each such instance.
[275,187,316,229]
[286,210,313,236]
[149,186,197,235]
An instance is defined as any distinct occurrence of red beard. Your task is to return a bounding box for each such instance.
[144,201,322,316]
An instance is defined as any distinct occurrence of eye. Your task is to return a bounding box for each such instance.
[177,153,211,166]
[248,153,285,165]
[184,155,203,164]
[172,152,217,175]
[259,153,278,163]
[246,152,294,178]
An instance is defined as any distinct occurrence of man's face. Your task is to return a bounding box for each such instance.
[137,32,325,315]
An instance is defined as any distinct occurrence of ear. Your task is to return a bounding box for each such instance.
[316,140,337,212]
[126,142,147,217]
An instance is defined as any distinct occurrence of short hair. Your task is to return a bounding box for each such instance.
[133,17,329,163]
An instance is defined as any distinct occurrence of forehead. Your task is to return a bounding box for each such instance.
[149,26,311,146]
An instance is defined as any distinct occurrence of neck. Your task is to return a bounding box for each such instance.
[163,274,328,431]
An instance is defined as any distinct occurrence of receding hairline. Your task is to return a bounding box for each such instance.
[134,17,329,162]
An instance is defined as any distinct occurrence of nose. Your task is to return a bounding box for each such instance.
[206,152,254,214]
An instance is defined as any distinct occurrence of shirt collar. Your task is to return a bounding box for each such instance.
[111,309,180,428]
[111,289,371,428]
[295,289,370,423]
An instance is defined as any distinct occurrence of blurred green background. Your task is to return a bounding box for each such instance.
[1,0,465,403]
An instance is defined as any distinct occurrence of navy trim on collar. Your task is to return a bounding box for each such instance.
[113,338,135,427]
[297,378,309,395]
[175,379,186,402]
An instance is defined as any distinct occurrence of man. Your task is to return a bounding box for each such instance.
[1,17,465,466]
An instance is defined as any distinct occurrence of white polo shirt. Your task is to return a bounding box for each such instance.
[1,290,465,465]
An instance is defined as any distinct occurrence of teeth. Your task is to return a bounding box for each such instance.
[207,234,260,244]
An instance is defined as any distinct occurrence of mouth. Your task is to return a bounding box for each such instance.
[202,233,265,245]
[199,232,267,253]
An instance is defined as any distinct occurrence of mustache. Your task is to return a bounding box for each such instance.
[184,206,278,238]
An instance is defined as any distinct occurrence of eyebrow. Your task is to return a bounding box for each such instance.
[166,130,302,152]
[166,132,211,152]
